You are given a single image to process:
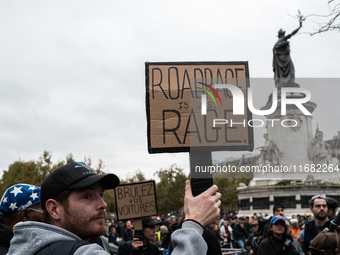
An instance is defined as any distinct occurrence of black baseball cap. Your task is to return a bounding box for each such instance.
[41,162,120,209]
[142,217,159,228]
[273,204,284,213]
[327,197,339,209]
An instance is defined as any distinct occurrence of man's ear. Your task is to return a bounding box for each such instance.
[19,209,30,221]
[45,199,62,221]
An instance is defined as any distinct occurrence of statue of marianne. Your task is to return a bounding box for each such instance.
[273,19,303,87]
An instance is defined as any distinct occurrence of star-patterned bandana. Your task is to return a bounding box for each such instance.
[0,184,41,218]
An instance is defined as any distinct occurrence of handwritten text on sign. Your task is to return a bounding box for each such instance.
[115,181,157,220]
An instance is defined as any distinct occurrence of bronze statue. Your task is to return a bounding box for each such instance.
[273,18,303,87]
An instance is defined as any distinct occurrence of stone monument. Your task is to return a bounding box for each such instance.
[237,17,340,215]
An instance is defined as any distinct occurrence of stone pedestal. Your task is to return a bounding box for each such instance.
[266,100,316,170]
[250,98,317,185]
[237,181,340,216]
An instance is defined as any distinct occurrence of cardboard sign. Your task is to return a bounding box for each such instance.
[145,61,254,153]
[114,181,157,220]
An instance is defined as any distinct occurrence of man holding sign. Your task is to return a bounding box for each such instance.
[7,163,220,255]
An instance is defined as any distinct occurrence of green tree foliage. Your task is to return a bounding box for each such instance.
[154,164,187,214]
[1,152,253,215]
[213,168,252,214]
[120,169,147,184]
[0,151,71,195]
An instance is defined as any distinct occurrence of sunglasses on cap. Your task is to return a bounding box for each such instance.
[309,247,337,255]
[311,195,326,201]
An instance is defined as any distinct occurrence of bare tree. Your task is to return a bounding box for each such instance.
[289,1,340,35]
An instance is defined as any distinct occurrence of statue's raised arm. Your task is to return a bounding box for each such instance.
[284,20,303,40]
[273,19,304,87]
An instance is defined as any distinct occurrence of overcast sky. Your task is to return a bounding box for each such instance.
[0,0,339,181]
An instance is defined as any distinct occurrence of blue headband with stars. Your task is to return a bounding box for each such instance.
[0,184,41,218]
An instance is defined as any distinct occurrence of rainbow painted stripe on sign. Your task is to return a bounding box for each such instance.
[197,82,222,106]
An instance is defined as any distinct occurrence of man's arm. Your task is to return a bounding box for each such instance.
[171,181,221,255]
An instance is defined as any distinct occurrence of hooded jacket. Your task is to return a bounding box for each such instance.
[0,222,13,255]
[6,221,109,255]
[8,221,206,255]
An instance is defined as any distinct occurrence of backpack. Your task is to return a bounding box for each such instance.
[35,240,89,255]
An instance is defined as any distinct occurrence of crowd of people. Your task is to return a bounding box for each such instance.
[102,196,340,255]
[2,162,340,255]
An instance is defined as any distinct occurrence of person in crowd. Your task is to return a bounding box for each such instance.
[290,219,301,240]
[327,197,339,219]
[245,221,260,255]
[123,220,134,243]
[118,217,159,255]
[309,232,338,255]
[108,225,118,246]
[0,184,42,255]
[170,215,176,224]
[306,214,312,222]
[253,213,258,222]
[231,215,238,228]
[245,216,252,235]
[158,225,167,246]
[161,224,173,249]
[330,212,340,254]
[285,218,304,255]
[217,214,223,229]
[154,225,159,243]
[298,229,305,249]
[304,195,333,253]
[161,222,173,250]
[212,224,224,246]
[164,217,171,229]
[257,216,298,255]
[114,220,122,238]
[220,219,232,245]
[233,216,248,248]
[261,204,285,239]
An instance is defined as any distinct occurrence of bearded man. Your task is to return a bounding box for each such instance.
[303,195,333,253]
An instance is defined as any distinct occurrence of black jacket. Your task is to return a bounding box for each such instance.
[0,223,12,255]
[258,234,299,255]
[203,228,222,255]
[118,241,159,255]
[245,232,259,252]
[233,222,248,240]
[303,218,333,253]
